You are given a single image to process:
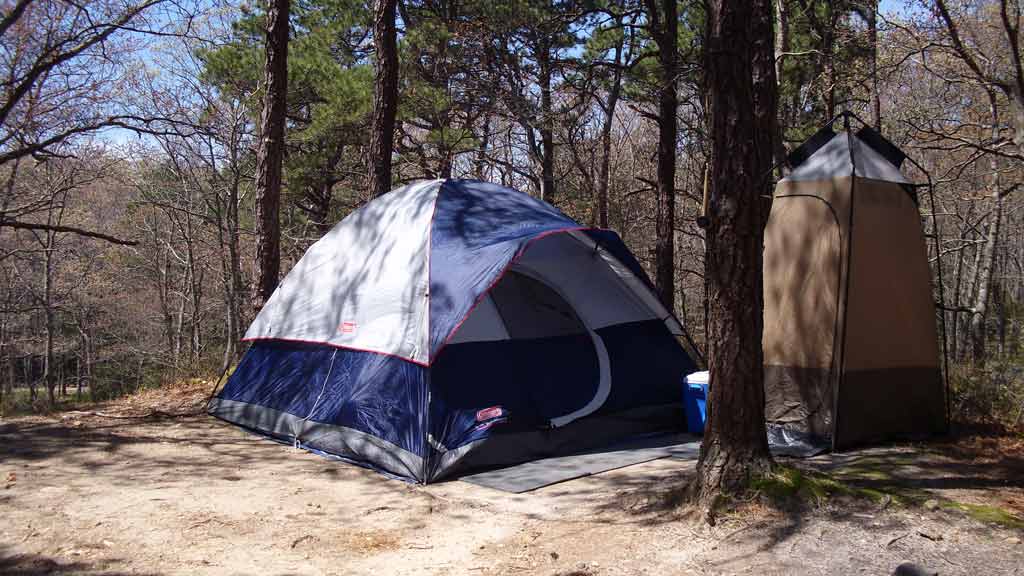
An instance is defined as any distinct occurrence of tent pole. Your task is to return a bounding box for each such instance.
[832,111,859,451]
[903,154,952,434]
[422,371,431,484]
[205,339,247,409]
[831,110,951,434]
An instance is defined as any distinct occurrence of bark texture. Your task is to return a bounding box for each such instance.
[252,0,290,313]
[368,0,399,199]
[646,0,678,312]
[772,0,790,174]
[593,24,625,229]
[538,39,556,204]
[696,0,776,513]
[867,0,881,130]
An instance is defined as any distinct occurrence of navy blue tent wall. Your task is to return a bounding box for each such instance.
[210,179,698,482]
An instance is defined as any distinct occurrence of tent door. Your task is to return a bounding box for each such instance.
[500,266,612,427]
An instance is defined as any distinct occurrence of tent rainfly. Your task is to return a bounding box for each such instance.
[763,123,947,450]
[210,179,699,483]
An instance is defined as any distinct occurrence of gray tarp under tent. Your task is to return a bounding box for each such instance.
[762,118,948,451]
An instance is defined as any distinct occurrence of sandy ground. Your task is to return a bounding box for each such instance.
[1,389,1023,575]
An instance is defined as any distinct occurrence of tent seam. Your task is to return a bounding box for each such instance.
[293,348,339,446]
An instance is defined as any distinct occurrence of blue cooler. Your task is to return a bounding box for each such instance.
[683,371,709,434]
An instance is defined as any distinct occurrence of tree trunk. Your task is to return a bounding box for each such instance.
[217,193,240,373]
[157,241,176,357]
[43,230,56,408]
[970,96,1004,364]
[0,318,6,411]
[994,271,1006,355]
[538,39,556,204]
[646,0,678,312]
[368,0,399,199]
[174,288,185,368]
[78,327,91,400]
[25,355,35,401]
[948,200,975,360]
[774,0,788,82]
[773,0,790,172]
[867,0,881,130]
[961,227,985,361]
[252,0,290,313]
[475,114,491,179]
[696,0,776,514]
[6,356,14,411]
[184,212,203,367]
[824,49,835,121]
[594,27,624,229]
[594,97,617,228]
[226,173,245,367]
[822,6,837,122]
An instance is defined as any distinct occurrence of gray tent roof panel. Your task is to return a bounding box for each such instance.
[782,132,911,185]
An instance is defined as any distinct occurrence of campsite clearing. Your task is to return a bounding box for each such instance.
[1,385,1022,575]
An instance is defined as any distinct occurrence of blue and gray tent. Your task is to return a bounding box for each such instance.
[210,179,699,483]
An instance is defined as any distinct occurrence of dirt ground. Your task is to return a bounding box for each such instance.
[2,382,1023,575]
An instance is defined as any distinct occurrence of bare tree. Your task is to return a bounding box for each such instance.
[0,0,175,245]
[900,0,1024,364]
[934,0,1024,152]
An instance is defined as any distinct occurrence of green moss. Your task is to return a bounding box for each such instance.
[853,486,894,503]
[749,464,1024,532]
[944,502,1024,529]
[750,465,934,509]
[751,466,880,505]
[750,466,802,500]
[834,471,1021,528]
[835,467,893,482]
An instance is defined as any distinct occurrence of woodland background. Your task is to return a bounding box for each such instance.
[0,0,1021,427]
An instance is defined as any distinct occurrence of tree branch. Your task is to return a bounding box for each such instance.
[934,0,1008,90]
[0,219,137,245]
[0,0,33,39]
[0,0,166,128]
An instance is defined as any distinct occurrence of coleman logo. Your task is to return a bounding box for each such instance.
[476,406,503,421]
[340,321,357,334]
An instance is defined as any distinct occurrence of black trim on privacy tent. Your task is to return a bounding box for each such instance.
[786,125,836,169]
[855,126,906,169]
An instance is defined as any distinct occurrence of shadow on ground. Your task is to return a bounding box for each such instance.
[0,543,160,576]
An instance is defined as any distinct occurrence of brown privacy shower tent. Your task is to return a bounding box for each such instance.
[763,121,947,451]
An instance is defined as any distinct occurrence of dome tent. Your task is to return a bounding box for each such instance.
[210,179,698,483]
[763,120,947,451]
